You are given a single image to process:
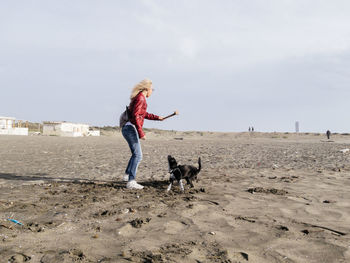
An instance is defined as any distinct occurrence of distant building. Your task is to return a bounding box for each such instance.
[42,121,100,137]
[0,116,29,136]
[88,130,101,136]
[295,121,299,133]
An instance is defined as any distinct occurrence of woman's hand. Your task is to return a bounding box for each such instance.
[140,136,146,140]
[159,110,178,121]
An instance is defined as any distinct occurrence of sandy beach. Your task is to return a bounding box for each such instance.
[1,131,350,262]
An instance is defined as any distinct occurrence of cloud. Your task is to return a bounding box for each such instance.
[178,37,198,58]
[1,1,350,131]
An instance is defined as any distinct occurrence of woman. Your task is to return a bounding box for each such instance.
[122,79,164,189]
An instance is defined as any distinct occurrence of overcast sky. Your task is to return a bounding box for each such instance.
[1,0,350,132]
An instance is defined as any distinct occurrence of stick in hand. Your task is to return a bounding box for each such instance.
[162,110,179,120]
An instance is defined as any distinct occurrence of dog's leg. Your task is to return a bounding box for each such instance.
[186,178,194,188]
[179,180,184,192]
[167,175,175,192]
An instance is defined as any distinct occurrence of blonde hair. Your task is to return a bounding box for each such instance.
[130,79,152,99]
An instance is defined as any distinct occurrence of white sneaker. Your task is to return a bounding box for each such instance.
[123,174,129,182]
[126,180,144,190]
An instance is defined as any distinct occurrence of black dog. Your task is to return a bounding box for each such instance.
[167,155,201,192]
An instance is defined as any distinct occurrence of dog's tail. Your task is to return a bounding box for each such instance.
[197,157,201,172]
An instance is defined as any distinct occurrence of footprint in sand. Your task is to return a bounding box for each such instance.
[164,221,186,235]
[118,224,137,237]
[181,204,207,217]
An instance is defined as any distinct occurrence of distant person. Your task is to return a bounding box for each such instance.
[248,127,251,132]
[326,130,331,140]
[252,127,254,132]
[121,79,166,190]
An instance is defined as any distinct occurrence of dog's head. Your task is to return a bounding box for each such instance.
[167,155,178,170]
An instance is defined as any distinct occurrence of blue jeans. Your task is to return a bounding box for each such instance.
[122,124,142,181]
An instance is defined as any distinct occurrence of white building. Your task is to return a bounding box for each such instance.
[0,116,29,136]
[88,130,101,136]
[43,121,100,137]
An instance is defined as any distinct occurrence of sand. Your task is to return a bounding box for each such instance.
[0,131,350,262]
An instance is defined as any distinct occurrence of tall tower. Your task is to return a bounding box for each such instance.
[295,121,299,133]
